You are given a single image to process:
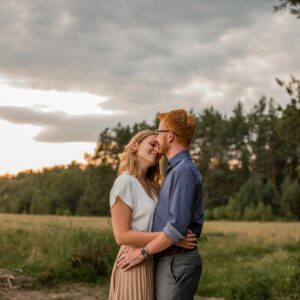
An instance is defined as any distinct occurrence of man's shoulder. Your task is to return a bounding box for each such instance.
[174,160,202,182]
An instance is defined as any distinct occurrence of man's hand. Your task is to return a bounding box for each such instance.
[117,247,146,271]
[175,229,197,249]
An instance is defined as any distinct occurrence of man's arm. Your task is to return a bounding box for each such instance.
[162,166,196,241]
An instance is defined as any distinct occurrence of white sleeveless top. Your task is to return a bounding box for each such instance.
[110,172,157,232]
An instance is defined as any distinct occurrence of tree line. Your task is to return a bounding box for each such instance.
[0,77,299,220]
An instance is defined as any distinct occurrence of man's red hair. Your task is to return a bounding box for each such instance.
[157,109,196,148]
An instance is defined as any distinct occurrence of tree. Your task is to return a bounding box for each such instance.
[247,97,284,187]
[227,101,250,192]
[276,77,300,180]
[193,107,231,207]
[274,0,300,18]
[77,165,116,216]
[281,175,300,219]
[261,180,281,214]
[236,178,262,210]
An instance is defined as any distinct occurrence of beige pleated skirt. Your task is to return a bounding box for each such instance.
[109,245,154,300]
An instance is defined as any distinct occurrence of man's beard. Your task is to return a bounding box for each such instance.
[158,143,168,155]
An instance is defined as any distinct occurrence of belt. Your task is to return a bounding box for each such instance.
[156,246,196,258]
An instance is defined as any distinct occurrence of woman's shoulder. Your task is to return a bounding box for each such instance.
[110,172,136,209]
[113,172,135,185]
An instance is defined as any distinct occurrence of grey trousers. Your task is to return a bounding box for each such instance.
[154,249,202,300]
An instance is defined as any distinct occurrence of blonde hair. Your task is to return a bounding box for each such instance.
[157,109,196,148]
[118,130,162,197]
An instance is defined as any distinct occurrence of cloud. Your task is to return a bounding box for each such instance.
[0,106,134,143]
[0,0,299,135]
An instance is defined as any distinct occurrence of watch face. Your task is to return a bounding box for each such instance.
[141,248,147,257]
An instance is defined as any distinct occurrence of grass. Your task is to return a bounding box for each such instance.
[0,223,118,286]
[199,233,300,299]
[0,214,300,299]
[0,213,111,230]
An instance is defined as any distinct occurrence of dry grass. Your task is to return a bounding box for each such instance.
[0,213,111,231]
[1,213,299,244]
[203,221,300,244]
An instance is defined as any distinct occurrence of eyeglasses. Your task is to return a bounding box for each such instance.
[154,130,178,138]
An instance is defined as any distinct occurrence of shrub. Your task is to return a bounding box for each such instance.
[281,180,300,219]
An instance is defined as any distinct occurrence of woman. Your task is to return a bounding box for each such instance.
[109,130,196,300]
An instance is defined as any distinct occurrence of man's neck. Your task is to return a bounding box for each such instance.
[166,145,187,160]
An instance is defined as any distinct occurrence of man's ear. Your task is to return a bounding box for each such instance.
[168,131,175,143]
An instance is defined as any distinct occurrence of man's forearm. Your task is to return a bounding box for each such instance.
[145,232,174,255]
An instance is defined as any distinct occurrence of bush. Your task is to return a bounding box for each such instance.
[243,206,257,221]
[236,178,262,209]
[212,206,225,219]
[224,198,242,220]
[261,181,281,214]
[255,202,273,221]
[281,179,300,220]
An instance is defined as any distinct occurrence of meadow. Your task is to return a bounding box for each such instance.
[0,214,299,299]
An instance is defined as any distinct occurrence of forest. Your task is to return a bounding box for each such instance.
[0,77,299,220]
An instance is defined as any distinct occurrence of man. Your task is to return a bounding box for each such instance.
[117,109,204,300]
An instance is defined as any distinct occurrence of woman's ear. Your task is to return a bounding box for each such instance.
[131,142,138,152]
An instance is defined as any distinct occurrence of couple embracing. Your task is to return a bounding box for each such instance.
[109,109,204,300]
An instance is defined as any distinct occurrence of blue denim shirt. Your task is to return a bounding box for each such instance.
[152,150,204,242]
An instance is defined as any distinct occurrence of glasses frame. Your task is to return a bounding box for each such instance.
[153,130,178,138]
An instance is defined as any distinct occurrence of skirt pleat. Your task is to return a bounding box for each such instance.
[109,246,154,300]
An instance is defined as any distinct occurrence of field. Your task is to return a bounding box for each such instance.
[0,214,300,299]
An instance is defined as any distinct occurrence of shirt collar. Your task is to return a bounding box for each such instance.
[168,149,191,169]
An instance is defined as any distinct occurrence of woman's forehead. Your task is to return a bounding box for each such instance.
[142,134,156,143]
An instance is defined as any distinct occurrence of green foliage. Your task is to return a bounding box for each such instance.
[223,197,242,220]
[243,205,257,221]
[206,198,274,221]
[261,180,281,214]
[274,0,300,18]
[281,179,300,220]
[199,233,300,299]
[0,225,119,284]
[77,165,116,216]
[236,178,262,208]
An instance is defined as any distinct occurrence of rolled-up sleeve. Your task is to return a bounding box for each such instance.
[163,166,196,242]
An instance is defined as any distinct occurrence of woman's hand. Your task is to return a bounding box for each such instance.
[175,230,197,249]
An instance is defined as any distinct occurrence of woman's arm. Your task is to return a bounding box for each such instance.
[111,196,159,246]
[111,196,197,248]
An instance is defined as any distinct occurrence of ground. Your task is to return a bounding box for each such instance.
[0,284,223,300]
[0,283,108,300]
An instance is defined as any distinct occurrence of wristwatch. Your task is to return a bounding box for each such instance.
[140,247,148,258]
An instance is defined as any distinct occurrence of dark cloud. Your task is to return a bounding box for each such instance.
[0,106,134,143]
[0,0,299,140]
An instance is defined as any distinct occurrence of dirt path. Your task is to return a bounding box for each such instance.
[0,269,223,300]
[0,283,108,300]
[0,284,223,300]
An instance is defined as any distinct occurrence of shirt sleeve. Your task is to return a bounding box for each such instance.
[163,166,197,242]
[110,173,135,210]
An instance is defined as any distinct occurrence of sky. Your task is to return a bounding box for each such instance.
[0,0,299,175]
